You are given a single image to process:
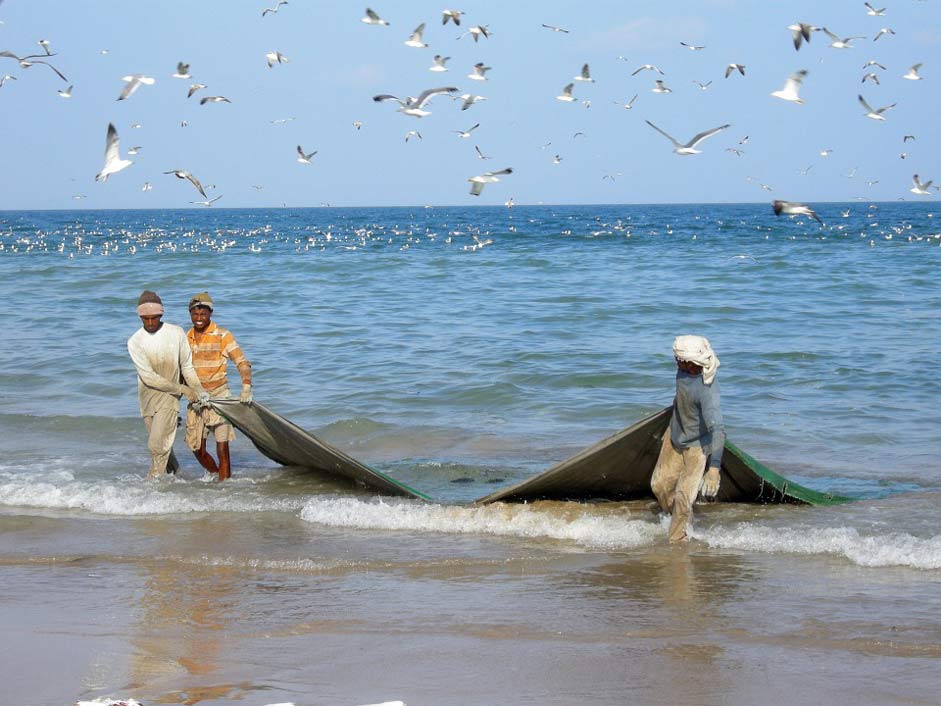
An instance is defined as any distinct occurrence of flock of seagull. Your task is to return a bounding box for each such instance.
[0,3,934,218]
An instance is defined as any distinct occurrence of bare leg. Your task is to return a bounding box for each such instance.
[193,436,219,474]
[216,441,231,481]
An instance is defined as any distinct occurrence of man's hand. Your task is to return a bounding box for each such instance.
[181,386,200,403]
[193,390,211,412]
[701,467,721,499]
[240,383,253,405]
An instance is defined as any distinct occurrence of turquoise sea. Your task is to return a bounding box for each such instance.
[1,203,940,706]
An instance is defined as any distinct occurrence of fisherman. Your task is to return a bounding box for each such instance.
[185,292,253,481]
[127,290,209,479]
[650,335,725,542]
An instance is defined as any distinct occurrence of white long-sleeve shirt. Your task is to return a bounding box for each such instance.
[127,322,203,416]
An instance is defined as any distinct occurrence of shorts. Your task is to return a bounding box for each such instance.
[185,386,237,451]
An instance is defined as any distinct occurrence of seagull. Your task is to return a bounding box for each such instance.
[372,86,458,117]
[37,39,53,55]
[405,130,422,142]
[542,23,569,33]
[405,23,428,48]
[903,135,916,142]
[141,182,153,191]
[163,169,207,197]
[191,194,223,207]
[602,171,623,181]
[631,64,664,76]
[873,28,895,41]
[614,93,638,108]
[862,60,887,70]
[172,62,190,79]
[127,145,142,155]
[269,116,296,124]
[429,54,450,72]
[797,164,814,176]
[474,144,490,159]
[458,92,486,110]
[772,200,823,224]
[117,74,154,100]
[442,9,463,26]
[787,22,819,51]
[0,51,68,81]
[468,167,512,195]
[296,145,317,163]
[910,174,933,195]
[460,25,490,42]
[820,148,833,156]
[552,154,562,164]
[95,123,133,182]
[725,63,746,78]
[725,147,744,156]
[452,122,479,138]
[693,80,712,91]
[823,28,866,49]
[864,3,886,16]
[680,41,705,50]
[0,74,15,87]
[902,63,923,80]
[362,8,389,26]
[262,0,288,17]
[652,79,672,93]
[858,94,895,120]
[770,69,807,103]
[468,62,490,80]
[187,82,207,98]
[199,95,231,104]
[352,120,364,129]
[574,63,594,82]
[57,83,72,98]
[556,82,576,101]
[645,120,730,155]
[862,72,880,84]
[265,51,289,67]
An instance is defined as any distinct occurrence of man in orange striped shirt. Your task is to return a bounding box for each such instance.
[185,292,252,481]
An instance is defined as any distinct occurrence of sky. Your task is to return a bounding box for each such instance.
[0,0,938,209]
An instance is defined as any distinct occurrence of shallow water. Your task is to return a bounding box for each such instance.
[1,204,939,705]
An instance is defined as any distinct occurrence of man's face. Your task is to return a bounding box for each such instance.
[676,359,703,375]
[190,305,212,332]
[140,314,163,334]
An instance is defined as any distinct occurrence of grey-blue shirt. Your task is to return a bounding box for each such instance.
[670,370,725,468]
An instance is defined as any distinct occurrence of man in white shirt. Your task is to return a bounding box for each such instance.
[127,290,208,478]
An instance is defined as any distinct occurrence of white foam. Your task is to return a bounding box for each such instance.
[0,477,305,516]
[300,497,661,549]
[697,524,941,570]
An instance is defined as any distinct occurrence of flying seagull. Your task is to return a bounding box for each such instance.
[405,23,428,48]
[773,200,823,225]
[452,123,479,138]
[863,59,887,70]
[262,1,288,17]
[862,72,880,84]
[460,25,490,42]
[265,51,289,67]
[200,95,231,104]
[95,123,133,182]
[873,28,895,41]
[645,120,730,155]
[187,82,207,98]
[0,50,68,81]
[296,145,317,164]
[429,54,450,72]
[614,93,638,108]
[542,24,570,33]
[191,195,223,207]
[823,28,866,49]
[652,79,672,93]
[117,74,155,101]
[556,82,576,101]
[693,80,712,91]
[787,22,818,51]
[474,144,490,159]
[858,94,895,120]
[57,83,72,98]
[37,39,52,55]
[864,3,886,16]
[631,64,664,76]
[163,169,207,198]
[442,9,463,26]
[725,63,746,78]
[680,41,705,50]
[468,62,491,80]
[910,174,933,195]
[902,63,923,80]
[574,63,594,82]
[127,145,141,155]
[458,92,486,110]
[0,74,15,87]
[468,167,512,195]
[362,8,389,26]
[770,69,808,103]
[172,62,190,79]
[372,86,459,117]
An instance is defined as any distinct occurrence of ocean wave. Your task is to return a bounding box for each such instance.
[300,496,662,549]
[697,524,941,570]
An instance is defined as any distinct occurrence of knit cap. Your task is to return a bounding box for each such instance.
[137,290,164,316]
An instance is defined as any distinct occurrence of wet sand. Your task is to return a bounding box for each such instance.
[2,511,939,706]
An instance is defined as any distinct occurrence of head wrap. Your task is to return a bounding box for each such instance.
[673,335,720,385]
[188,292,214,311]
[137,290,164,317]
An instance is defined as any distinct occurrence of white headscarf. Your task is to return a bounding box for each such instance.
[672,335,720,385]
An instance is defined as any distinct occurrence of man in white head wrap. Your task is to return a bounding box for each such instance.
[650,335,725,541]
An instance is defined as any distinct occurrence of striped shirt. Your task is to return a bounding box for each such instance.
[186,321,250,392]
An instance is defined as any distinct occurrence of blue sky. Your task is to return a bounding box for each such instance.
[0,0,938,208]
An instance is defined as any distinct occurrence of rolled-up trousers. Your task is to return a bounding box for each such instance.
[143,407,180,478]
[650,430,707,541]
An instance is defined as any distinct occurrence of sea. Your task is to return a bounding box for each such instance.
[1,203,939,706]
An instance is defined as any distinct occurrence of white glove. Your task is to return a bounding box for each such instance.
[701,467,721,499]
[240,383,253,404]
